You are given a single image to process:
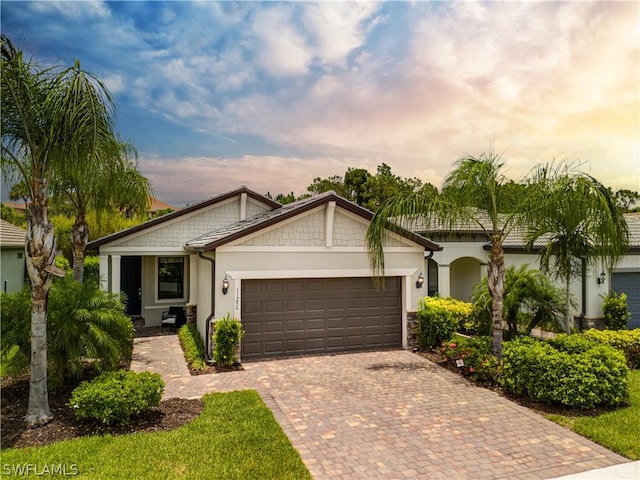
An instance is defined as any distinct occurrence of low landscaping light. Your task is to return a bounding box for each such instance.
[222,275,229,295]
[597,271,606,285]
[416,272,424,289]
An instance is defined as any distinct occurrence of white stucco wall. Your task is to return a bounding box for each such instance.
[428,241,639,321]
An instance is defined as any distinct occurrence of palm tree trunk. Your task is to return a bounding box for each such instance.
[24,202,55,426]
[487,236,506,358]
[72,212,89,282]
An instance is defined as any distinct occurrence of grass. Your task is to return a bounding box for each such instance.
[546,369,640,460]
[1,390,311,479]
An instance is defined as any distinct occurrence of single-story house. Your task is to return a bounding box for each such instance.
[87,187,440,360]
[417,213,640,329]
[0,219,26,294]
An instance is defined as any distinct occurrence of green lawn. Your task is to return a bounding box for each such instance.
[546,369,640,460]
[1,390,311,479]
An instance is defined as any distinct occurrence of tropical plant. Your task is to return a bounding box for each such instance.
[367,153,538,357]
[0,274,134,387]
[525,162,629,332]
[471,264,565,339]
[1,35,125,424]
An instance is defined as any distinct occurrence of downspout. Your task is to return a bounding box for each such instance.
[198,251,216,364]
[578,257,587,331]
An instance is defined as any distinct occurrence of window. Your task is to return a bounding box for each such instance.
[158,257,184,299]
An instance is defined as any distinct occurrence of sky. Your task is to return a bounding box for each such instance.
[2,0,639,207]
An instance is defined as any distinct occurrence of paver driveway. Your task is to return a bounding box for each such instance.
[132,334,629,480]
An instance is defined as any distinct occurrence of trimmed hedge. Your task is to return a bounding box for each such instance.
[178,324,207,371]
[583,329,640,369]
[602,292,631,330]
[213,315,245,367]
[416,297,473,349]
[501,336,629,408]
[68,370,164,425]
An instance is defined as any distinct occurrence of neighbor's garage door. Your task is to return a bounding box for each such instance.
[611,272,640,329]
[241,277,402,359]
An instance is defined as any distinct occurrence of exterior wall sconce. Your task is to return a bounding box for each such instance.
[597,271,606,285]
[222,275,229,295]
[416,272,425,289]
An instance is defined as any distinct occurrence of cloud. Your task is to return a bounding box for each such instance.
[250,5,313,77]
[302,2,380,68]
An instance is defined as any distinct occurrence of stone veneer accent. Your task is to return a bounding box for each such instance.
[407,311,419,348]
[186,304,197,325]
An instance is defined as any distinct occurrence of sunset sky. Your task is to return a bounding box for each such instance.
[2,1,639,206]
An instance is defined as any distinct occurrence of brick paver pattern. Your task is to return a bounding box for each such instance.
[131,334,629,480]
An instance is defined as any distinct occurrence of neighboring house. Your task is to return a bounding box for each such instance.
[0,219,26,293]
[415,213,640,329]
[87,186,440,360]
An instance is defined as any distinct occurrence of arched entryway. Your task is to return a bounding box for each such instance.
[450,257,483,301]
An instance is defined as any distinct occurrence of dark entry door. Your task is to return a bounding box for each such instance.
[121,256,142,316]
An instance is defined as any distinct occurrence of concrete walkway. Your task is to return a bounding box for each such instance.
[131,332,635,480]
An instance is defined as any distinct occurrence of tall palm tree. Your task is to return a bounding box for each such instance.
[367,153,537,357]
[53,141,151,282]
[525,163,629,331]
[1,35,119,425]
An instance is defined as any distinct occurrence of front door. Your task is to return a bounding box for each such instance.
[121,256,142,316]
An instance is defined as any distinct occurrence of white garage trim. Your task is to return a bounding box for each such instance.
[224,268,419,279]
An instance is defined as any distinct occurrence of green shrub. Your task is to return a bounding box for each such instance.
[465,306,492,336]
[178,324,207,371]
[501,336,629,408]
[441,335,500,383]
[547,333,599,354]
[213,315,245,367]
[68,370,164,425]
[0,274,134,386]
[55,254,71,271]
[416,297,471,349]
[583,329,640,369]
[83,255,101,285]
[602,292,631,330]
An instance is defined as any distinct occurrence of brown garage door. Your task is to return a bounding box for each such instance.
[241,277,402,359]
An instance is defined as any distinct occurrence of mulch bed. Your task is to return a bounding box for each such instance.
[1,376,204,449]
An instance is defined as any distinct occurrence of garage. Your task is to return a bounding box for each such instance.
[241,277,402,359]
[611,272,640,329]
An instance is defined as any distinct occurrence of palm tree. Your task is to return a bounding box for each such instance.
[471,264,566,339]
[367,153,537,357]
[1,35,119,425]
[525,163,629,331]
[53,141,151,282]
